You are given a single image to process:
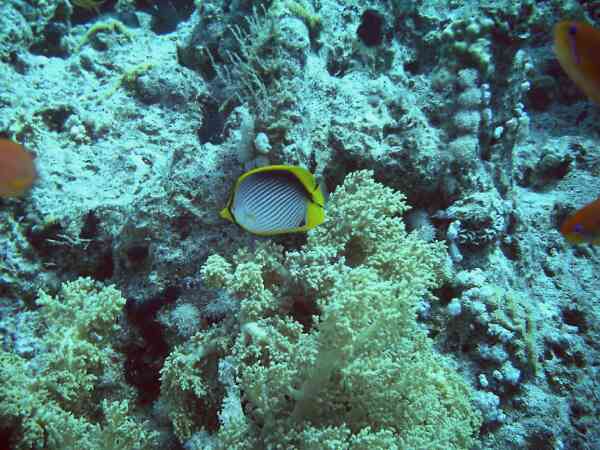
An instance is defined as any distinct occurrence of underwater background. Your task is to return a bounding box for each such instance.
[0,0,599,449]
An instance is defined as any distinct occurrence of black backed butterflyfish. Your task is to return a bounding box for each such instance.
[220,165,325,235]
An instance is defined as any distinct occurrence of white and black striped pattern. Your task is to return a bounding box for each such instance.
[232,171,308,234]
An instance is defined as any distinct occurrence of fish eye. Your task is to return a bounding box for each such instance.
[568,24,577,36]
[574,223,584,233]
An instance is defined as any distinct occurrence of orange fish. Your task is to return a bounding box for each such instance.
[0,139,37,198]
[561,198,600,244]
[553,20,600,105]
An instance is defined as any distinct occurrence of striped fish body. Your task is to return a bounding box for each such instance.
[220,165,325,235]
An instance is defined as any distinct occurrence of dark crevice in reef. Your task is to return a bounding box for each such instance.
[35,105,74,133]
[198,99,226,145]
[0,425,16,450]
[71,0,118,25]
[25,211,115,282]
[357,9,386,47]
[71,0,195,34]
[29,15,70,58]
[132,0,196,34]
[124,285,180,405]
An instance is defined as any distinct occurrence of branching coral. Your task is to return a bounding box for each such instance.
[0,278,159,450]
[209,6,285,123]
[159,325,233,440]
[163,170,481,449]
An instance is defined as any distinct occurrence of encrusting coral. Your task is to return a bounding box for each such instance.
[0,278,159,450]
[162,170,482,449]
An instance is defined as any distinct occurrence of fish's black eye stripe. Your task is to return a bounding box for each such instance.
[307,181,325,208]
[228,205,237,225]
[227,192,239,226]
[309,193,324,209]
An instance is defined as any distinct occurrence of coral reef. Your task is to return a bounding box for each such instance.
[159,171,482,449]
[1,0,600,448]
[0,278,159,450]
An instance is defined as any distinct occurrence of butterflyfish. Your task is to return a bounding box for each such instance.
[560,197,600,244]
[220,165,325,235]
[0,139,37,198]
[553,20,600,105]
